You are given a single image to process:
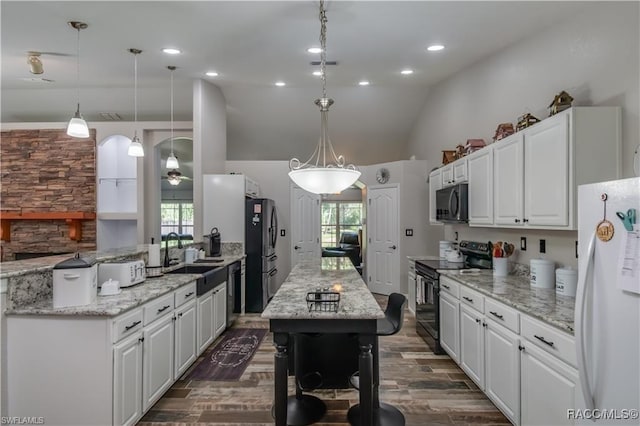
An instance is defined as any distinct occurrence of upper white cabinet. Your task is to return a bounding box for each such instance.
[490,107,621,230]
[428,168,443,225]
[467,147,494,226]
[441,159,468,188]
[97,135,139,250]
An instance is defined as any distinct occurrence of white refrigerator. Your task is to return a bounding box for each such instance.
[575,177,640,424]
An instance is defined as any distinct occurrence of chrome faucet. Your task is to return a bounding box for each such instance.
[163,232,183,267]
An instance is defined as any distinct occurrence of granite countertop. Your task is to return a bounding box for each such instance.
[440,270,575,335]
[262,257,384,320]
[407,255,441,262]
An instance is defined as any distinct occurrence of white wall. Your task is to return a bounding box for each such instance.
[225,161,292,294]
[407,3,640,265]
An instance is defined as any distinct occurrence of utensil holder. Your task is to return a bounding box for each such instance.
[493,257,509,277]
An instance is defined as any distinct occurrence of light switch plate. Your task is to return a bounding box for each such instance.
[405,229,413,237]
[520,237,527,251]
[280,229,285,237]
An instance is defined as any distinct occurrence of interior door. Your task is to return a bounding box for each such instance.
[290,186,321,266]
[367,186,399,295]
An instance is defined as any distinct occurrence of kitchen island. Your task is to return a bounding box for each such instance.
[262,257,384,426]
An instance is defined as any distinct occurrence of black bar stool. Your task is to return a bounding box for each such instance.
[347,293,407,426]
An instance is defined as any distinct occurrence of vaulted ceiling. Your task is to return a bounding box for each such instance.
[1,1,593,164]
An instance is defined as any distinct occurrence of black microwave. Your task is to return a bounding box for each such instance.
[436,183,468,223]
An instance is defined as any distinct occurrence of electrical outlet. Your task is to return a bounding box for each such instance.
[405,229,413,237]
[280,229,286,237]
[454,231,459,241]
[520,237,527,251]
[539,239,546,254]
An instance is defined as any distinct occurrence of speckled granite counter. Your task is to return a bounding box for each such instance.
[4,273,202,316]
[440,270,575,334]
[407,255,441,262]
[262,257,384,320]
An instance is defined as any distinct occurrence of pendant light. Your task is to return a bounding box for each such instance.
[127,48,144,157]
[66,21,89,138]
[288,0,360,194]
[165,66,179,169]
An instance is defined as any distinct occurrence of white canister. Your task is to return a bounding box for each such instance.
[530,259,555,289]
[52,254,98,308]
[185,247,198,264]
[439,241,454,259]
[556,267,578,297]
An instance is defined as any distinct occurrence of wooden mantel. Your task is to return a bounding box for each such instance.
[0,212,97,242]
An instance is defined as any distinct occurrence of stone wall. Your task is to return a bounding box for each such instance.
[0,129,97,261]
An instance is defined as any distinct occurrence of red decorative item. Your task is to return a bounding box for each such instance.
[493,123,515,141]
[465,139,486,155]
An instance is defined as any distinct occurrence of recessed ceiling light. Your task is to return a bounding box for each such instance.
[162,48,181,55]
[401,69,414,75]
[275,81,286,87]
[307,47,322,54]
[427,44,445,52]
[312,70,323,76]
[206,71,218,77]
[358,81,370,86]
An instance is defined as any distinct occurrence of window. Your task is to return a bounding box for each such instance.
[161,202,194,245]
[321,202,362,247]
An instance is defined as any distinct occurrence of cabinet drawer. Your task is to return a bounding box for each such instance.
[460,286,484,313]
[174,282,197,308]
[485,298,519,334]
[144,293,174,326]
[439,276,459,299]
[521,315,576,367]
[113,308,144,343]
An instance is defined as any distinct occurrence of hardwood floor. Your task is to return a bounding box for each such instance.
[139,295,509,425]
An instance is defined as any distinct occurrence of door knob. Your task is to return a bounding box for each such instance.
[389,245,397,250]
[294,245,300,250]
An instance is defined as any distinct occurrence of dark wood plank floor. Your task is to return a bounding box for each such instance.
[138,295,509,425]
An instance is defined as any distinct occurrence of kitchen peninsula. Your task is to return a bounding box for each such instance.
[262,257,384,426]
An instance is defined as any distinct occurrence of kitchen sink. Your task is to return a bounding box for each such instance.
[166,265,227,296]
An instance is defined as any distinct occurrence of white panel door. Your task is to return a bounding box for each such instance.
[459,304,485,389]
[524,114,569,226]
[467,147,494,225]
[143,315,175,411]
[439,292,460,363]
[174,300,197,379]
[485,321,520,425]
[494,133,524,225]
[197,291,214,355]
[113,332,143,426]
[214,285,227,338]
[367,186,399,295]
[290,186,321,266]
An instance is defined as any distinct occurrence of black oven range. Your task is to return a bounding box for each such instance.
[414,240,492,354]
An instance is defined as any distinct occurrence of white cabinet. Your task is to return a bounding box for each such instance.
[429,169,443,225]
[485,320,520,425]
[407,260,416,314]
[520,342,579,426]
[459,303,485,388]
[214,284,227,338]
[97,134,139,250]
[441,164,453,187]
[197,290,214,355]
[491,107,621,230]
[174,299,197,378]
[441,159,468,187]
[467,147,493,226]
[114,331,144,426]
[439,291,459,363]
[142,314,175,411]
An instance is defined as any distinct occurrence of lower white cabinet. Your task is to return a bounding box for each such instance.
[143,314,175,411]
[439,291,459,363]
[459,303,485,388]
[520,338,579,426]
[214,285,227,338]
[485,320,520,425]
[175,299,197,378]
[113,331,143,426]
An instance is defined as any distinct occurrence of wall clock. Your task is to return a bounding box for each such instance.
[376,168,390,184]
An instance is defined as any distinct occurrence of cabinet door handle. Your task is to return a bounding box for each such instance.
[178,312,183,318]
[475,318,481,324]
[389,245,397,250]
[463,296,473,303]
[138,337,145,343]
[157,305,171,313]
[482,322,487,328]
[294,245,300,250]
[125,320,141,331]
[442,284,450,290]
[515,219,521,223]
[185,292,194,298]
[489,311,504,320]
[523,218,529,223]
[534,334,555,347]
[518,344,525,351]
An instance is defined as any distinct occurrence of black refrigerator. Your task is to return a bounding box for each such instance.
[245,198,278,313]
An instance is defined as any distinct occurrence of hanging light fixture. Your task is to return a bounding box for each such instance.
[66,21,89,138]
[127,48,144,157]
[165,66,179,169]
[288,0,360,194]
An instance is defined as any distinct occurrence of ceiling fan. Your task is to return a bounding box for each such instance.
[163,169,192,186]
[26,50,72,75]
